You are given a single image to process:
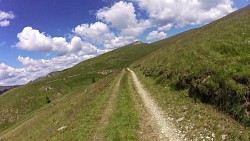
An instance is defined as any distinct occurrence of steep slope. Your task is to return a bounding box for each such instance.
[1,5,250,141]
[0,42,162,133]
[132,5,250,126]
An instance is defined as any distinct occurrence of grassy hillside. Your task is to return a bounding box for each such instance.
[132,5,250,126]
[0,42,162,134]
[0,71,123,140]
[1,5,250,140]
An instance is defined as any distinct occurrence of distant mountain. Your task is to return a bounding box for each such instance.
[0,85,20,95]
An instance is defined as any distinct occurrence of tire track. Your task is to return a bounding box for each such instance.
[92,69,125,141]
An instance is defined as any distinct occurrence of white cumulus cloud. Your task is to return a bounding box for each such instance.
[16,27,55,52]
[97,1,137,29]
[16,27,98,55]
[0,20,10,27]
[0,11,15,27]
[104,36,134,49]
[73,22,115,45]
[146,31,167,41]
[137,0,235,29]
[97,1,150,38]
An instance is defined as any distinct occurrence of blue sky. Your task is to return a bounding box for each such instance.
[0,0,249,86]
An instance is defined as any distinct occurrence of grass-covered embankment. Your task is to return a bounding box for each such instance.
[132,68,250,140]
[132,5,250,127]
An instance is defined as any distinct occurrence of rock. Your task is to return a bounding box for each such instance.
[57,126,67,131]
[221,134,227,140]
[212,133,215,138]
[176,117,184,122]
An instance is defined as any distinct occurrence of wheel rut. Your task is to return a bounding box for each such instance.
[92,69,125,141]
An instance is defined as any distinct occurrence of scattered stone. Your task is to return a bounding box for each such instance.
[212,133,215,138]
[57,126,67,131]
[221,134,227,140]
[45,86,53,91]
[176,117,184,122]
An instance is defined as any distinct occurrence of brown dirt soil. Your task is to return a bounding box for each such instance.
[128,68,184,141]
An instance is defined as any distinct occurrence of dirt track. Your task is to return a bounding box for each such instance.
[128,68,183,141]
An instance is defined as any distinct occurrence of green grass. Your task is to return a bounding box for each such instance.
[1,5,250,140]
[0,71,122,140]
[132,5,250,127]
[132,68,250,140]
[104,71,139,141]
[0,42,162,134]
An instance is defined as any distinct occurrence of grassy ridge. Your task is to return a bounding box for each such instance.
[105,71,139,141]
[132,5,250,126]
[0,42,162,133]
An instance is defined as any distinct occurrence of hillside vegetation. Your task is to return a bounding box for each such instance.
[1,5,250,140]
[132,5,250,126]
[0,42,162,134]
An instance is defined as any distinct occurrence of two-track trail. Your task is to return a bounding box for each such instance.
[91,68,184,141]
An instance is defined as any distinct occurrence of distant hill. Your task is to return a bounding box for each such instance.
[0,86,20,95]
[29,69,68,84]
